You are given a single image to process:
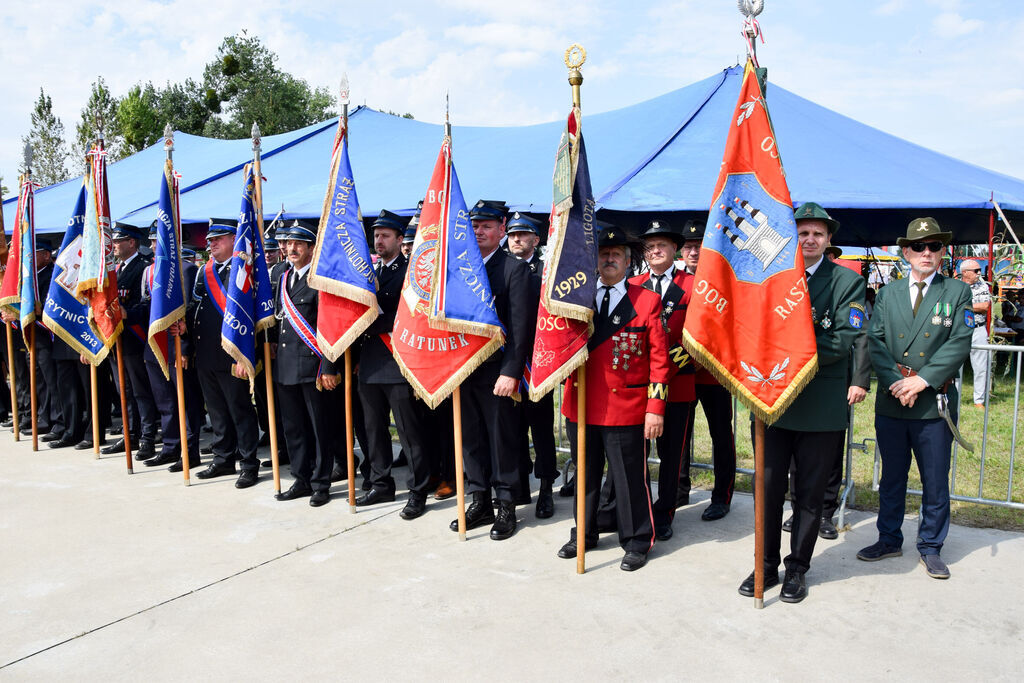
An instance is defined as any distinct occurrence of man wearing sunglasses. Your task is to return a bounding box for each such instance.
[858,218,973,580]
[959,260,991,407]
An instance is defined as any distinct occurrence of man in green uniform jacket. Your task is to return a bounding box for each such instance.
[739,202,865,603]
[857,218,972,580]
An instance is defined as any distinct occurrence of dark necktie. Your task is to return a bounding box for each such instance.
[290,269,298,290]
[599,285,612,320]
[912,281,926,317]
[653,274,665,296]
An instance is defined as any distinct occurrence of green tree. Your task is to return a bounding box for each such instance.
[117,83,161,155]
[73,76,124,162]
[201,32,335,138]
[21,88,70,186]
[156,79,210,135]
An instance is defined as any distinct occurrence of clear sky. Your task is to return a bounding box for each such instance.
[1,0,1021,193]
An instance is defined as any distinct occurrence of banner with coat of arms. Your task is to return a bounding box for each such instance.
[682,60,818,423]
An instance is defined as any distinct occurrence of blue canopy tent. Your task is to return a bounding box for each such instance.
[7,65,1024,246]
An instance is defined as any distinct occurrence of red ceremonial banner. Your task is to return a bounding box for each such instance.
[682,60,817,423]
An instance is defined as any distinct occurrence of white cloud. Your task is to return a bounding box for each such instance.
[932,12,984,38]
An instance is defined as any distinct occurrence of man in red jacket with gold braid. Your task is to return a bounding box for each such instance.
[629,219,695,541]
[557,226,671,571]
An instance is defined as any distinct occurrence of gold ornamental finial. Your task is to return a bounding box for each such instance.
[564,44,586,108]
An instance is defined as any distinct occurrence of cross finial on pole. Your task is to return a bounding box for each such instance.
[251,121,262,153]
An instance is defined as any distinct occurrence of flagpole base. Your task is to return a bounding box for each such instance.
[127,467,133,475]
[349,504,356,515]
[94,452,100,460]
[184,478,191,487]
[458,532,466,542]
[755,598,764,609]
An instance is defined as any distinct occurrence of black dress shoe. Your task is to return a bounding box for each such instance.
[450,495,495,532]
[260,456,290,468]
[42,431,63,443]
[620,551,648,572]
[557,538,596,558]
[535,489,554,519]
[356,488,396,506]
[361,479,372,491]
[655,524,673,541]
[738,569,780,597]
[74,439,102,450]
[782,514,794,533]
[490,501,518,540]
[200,445,213,455]
[818,517,839,540]
[196,462,237,479]
[20,425,34,436]
[0,418,13,428]
[701,502,730,521]
[145,453,178,467]
[309,490,331,507]
[101,438,126,455]
[856,540,903,562]
[400,495,426,520]
[329,464,348,482]
[780,570,807,603]
[134,441,156,461]
[235,470,259,489]
[167,456,202,472]
[275,482,313,501]
[393,450,408,468]
[558,475,575,498]
[48,437,78,449]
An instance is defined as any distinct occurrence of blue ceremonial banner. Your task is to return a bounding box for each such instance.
[42,184,109,364]
[429,153,504,337]
[16,178,38,327]
[148,160,187,379]
[222,162,275,386]
[528,107,597,400]
[308,126,378,362]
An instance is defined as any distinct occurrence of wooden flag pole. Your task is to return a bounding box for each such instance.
[453,387,467,541]
[90,364,100,456]
[28,325,37,451]
[754,416,766,609]
[7,323,19,441]
[175,336,191,485]
[345,349,356,513]
[264,341,280,493]
[115,338,133,473]
[576,366,587,574]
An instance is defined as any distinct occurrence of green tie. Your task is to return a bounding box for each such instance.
[912,281,926,317]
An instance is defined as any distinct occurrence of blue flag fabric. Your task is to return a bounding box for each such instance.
[429,151,504,337]
[308,127,378,362]
[221,162,275,386]
[42,185,109,363]
[148,161,187,379]
[15,179,39,327]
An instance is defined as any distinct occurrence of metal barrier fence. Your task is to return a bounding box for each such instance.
[552,342,1023,522]
[868,343,1024,511]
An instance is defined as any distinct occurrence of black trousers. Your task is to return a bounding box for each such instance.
[567,421,655,554]
[145,358,200,459]
[427,398,456,481]
[762,425,843,574]
[122,351,159,442]
[33,342,60,432]
[323,373,370,478]
[652,400,695,527]
[516,392,558,496]
[198,366,259,472]
[77,360,113,438]
[54,358,86,442]
[277,381,333,492]
[680,383,736,505]
[359,381,432,497]
[460,365,520,502]
[790,429,846,521]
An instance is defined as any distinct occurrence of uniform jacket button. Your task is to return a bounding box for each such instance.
[611,388,617,393]
[920,352,925,357]
[572,381,578,387]
[924,332,930,337]
[898,333,905,338]
[903,352,909,357]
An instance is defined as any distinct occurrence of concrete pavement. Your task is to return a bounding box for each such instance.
[1,433,1022,681]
